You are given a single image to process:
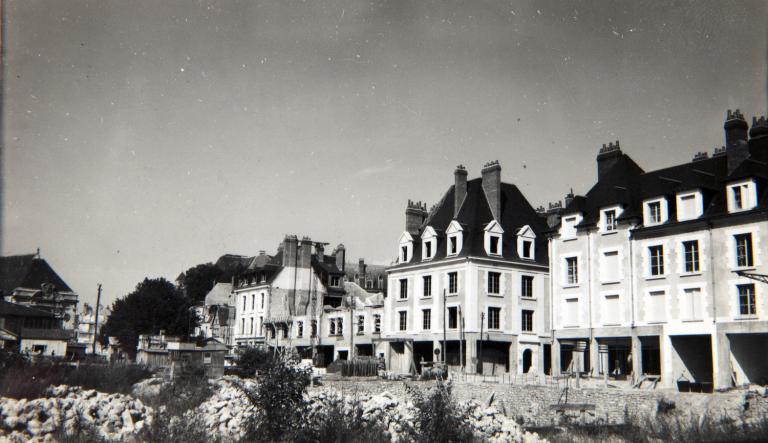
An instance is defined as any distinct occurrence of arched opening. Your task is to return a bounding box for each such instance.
[522,349,533,373]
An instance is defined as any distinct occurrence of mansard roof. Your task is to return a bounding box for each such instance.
[391,177,548,268]
[0,255,74,296]
[560,133,768,232]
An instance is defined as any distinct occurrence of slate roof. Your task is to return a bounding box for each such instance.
[204,283,233,306]
[559,130,768,231]
[19,328,72,340]
[0,255,74,295]
[0,300,56,318]
[390,176,549,269]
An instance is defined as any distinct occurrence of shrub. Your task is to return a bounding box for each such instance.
[237,346,276,377]
[297,395,390,443]
[406,381,476,443]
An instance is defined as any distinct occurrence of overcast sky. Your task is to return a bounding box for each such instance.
[3,0,767,307]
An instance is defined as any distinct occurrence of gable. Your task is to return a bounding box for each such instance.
[516,225,535,238]
[398,231,414,244]
[446,220,464,234]
[421,226,437,239]
[484,220,505,234]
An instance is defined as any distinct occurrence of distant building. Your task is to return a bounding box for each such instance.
[345,259,387,293]
[193,282,236,352]
[384,162,551,375]
[548,110,768,391]
[0,300,72,357]
[75,302,109,355]
[0,253,78,330]
[136,332,227,378]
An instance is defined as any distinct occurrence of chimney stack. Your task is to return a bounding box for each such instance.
[725,109,749,174]
[282,235,299,267]
[358,258,367,285]
[564,188,575,208]
[405,200,427,235]
[481,161,502,221]
[596,140,622,181]
[314,243,325,262]
[298,237,313,268]
[334,244,346,272]
[454,165,468,217]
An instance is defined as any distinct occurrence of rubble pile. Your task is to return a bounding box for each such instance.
[0,386,153,442]
[191,377,257,441]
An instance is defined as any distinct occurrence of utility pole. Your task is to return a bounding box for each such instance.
[349,292,355,360]
[479,311,484,375]
[442,289,447,364]
[458,305,464,372]
[92,284,102,355]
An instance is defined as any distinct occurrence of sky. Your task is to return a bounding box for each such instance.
[3,0,767,307]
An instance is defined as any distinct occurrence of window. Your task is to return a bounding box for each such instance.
[682,288,702,320]
[311,320,317,337]
[604,209,617,231]
[648,290,666,322]
[521,240,532,259]
[488,307,501,330]
[449,237,458,254]
[374,314,381,333]
[297,321,304,337]
[337,318,343,335]
[521,276,533,298]
[401,245,408,262]
[421,226,437,260]
[259,317,263,335]
[649,246,664,276]
[733,186,744,209]
[448,306,458,329]
[561,216,578,239]
[357,315,364,334]
[601,250,620,282]
[728,181,756,212]
[269,326,276,339]
[329,319,336,336]
[521,310,534,332]
[425,241,432,259]
[249,318,254,335]
[241,318,245,334]
[735,234,754,268]
[399,279,408,299]
[648,201,662,224]
[366,280,372,289]
[738,284,756,316]
[448,272,458,294]
[398,311,407,331]
[489,236,500,255]
[564,298,578,326]
[282,325,288,339]
[242,296,246,311]
[251,294,255,310]
[422,309,431,330]
[677,193,701,221]
[488,272,501,295]
[422,275,432,297]
[683,241,700,273]
[603,295,620,324]
[566,257,578,285]
[330,276,340,287]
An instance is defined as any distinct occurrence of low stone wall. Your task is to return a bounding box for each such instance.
[312,379,768,428]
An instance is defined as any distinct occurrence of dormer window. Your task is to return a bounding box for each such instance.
[330,276,340,287]
[676,191,703,221]
[446,220,464,256]
[421,226,437,261]
[643,198,668,226]
[727,180,757,213]
[599,205,623,233]
[484,220,504,256]
[398,232,414,263]
[560,214,581,239]
[516,225,536,260]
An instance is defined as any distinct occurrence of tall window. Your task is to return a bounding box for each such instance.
[649,246,664,276]
[357,315,364,334]
[521,240,533,259]
[682,288,701,320]
[399,279,408,299]
[425,241,432,259]
[330,276,340,287]
[398,311,407,331]
[282,325,288,339]
[605,209,617,231]
[733,186,744,209]
[251,294,255,310]
[401,246,408,262]
[337,318,343,335]
[329,319,336,336]
[241,318,245,334]
[648,201,662,224]
[249,318,254,335]
[448,272,458,294]
[683,241,700,273]
[738,284,756,316]
[374,314,381,333]
[448,306,458,329]
[489,236,500,255]
[521,310,534,332]
[488,307,501,329]
[488,272,501,295]
[449,237,458,254]
[311,320,317,337]
[735,234,754,268]
[261,293,265,309]
[242,296,246,311]
[566,257,578,284]
[423,275,432,297]
[521,275,533,298]
[422,309,431,330]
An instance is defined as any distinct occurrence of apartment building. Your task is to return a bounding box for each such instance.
[384,162,551,375]
[549,110,768,391]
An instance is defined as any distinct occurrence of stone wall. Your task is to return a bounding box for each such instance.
[312,379,768,427]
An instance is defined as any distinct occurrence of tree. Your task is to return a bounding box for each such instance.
[99,278,197,359]
[178,263,222,305]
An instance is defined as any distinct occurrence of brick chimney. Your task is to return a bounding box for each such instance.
[358,258,367,285]
[405,200,427,235]
[748,116,768,160]
[481,161,501,221]
[725,109,749,174]
[454,165,468,217]
[282,235,298,267]
[298,237,313,268]
[596,140,622,181]
[314,243,325,262]
[334,244,346,272]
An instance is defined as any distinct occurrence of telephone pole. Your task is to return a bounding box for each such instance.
[442,289,447,364]
[92,284,102,355]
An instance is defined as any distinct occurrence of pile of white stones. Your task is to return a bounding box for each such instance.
[0,385,153,442]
